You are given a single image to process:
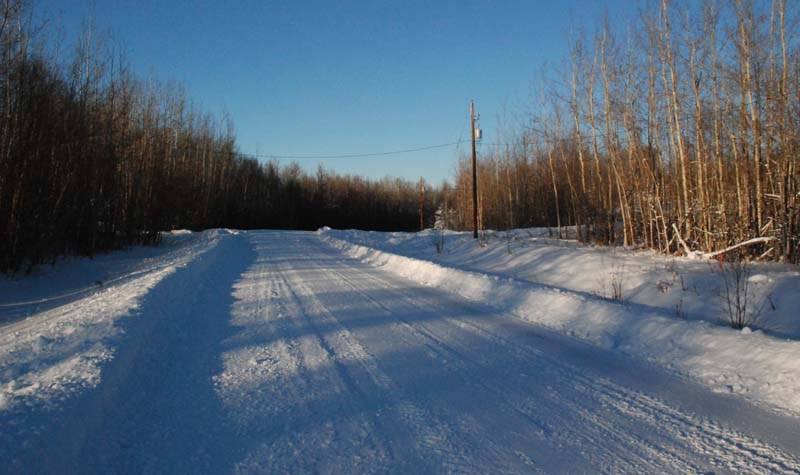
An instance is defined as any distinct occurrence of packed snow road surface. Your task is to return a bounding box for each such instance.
[2,230,799,474]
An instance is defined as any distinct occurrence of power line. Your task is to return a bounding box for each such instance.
[241,141,465,161]
[236,135,573,163]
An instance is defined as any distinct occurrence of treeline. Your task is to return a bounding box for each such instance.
[451,0,799,263]
[0,1,432,272]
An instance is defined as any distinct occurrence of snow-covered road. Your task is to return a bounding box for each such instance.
[3,231,800,474]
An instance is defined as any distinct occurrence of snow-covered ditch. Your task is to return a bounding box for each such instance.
[319,227,800,417]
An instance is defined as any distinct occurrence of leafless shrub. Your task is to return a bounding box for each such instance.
[595,261,626,301]
[717,252,764,330]
[610,265,625,301]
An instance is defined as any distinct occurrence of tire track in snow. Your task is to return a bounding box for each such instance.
[229,232,531,473]
[312,233,800,473]
[369,263,800,473]
[218,250,393,474]
[280,234,588,472]
[278,248,477,474]
[323,253,682,473]
[7,230,797,473]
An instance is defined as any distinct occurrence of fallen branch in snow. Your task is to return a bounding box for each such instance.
[671,224,697,258]
[671,223,776,261]
[704,237,778,260]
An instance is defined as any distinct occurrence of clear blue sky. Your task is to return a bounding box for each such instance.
[34,0,631,185]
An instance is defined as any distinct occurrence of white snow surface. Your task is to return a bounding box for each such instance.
[1,229,799,473]
[0,230,227,412]
[320,227,800,417]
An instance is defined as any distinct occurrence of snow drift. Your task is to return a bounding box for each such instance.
[319,228,800,417]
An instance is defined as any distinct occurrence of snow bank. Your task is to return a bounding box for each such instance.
[321,228,800,339]
[320,230,800,417]
[0,230,227,413]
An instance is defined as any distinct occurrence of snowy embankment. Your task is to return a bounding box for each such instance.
[0,230,229,413]
[319,228,800,417]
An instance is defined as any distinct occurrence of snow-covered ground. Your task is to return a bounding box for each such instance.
[1,229,799,473]
[0,230,227,411]
[320,227,800,417]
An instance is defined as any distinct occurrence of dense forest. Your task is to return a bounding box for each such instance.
[0,0,437,271]
[451,0,799,263]
[3,0,799,271]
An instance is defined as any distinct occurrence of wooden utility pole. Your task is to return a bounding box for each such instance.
[471,100,478,239]
[418,176,425,231]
